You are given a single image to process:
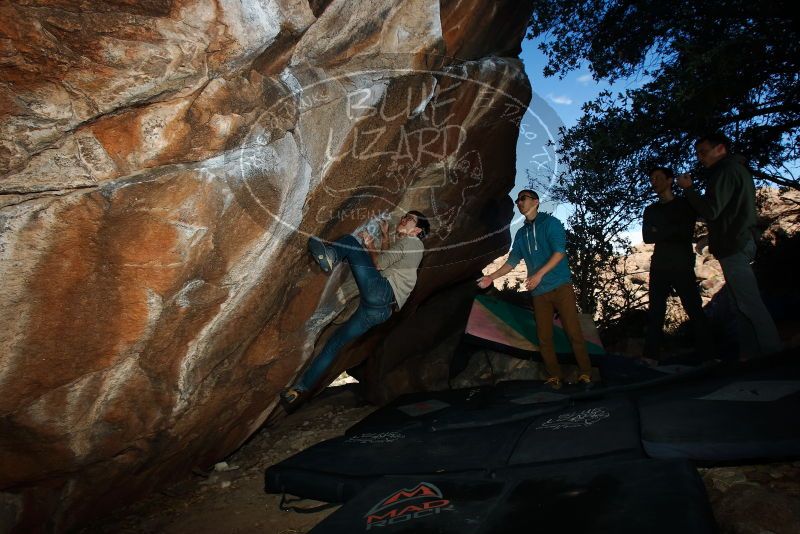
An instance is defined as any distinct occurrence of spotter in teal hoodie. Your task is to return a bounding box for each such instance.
[506,212,572,296]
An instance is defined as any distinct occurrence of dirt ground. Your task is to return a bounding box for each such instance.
[84,385,374,534]
[85,383,800,534]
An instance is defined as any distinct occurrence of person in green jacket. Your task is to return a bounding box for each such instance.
[676,133,781,359]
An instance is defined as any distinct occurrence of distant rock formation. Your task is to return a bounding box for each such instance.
[0,0,535,530]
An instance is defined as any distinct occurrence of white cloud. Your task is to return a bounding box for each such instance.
[547,93,573,105]
[577,74,593,85]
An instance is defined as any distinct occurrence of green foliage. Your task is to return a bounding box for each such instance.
[526,0,798,328]
[529,0,800,189]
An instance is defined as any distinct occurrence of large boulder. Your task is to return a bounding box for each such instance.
[0,0,534,530]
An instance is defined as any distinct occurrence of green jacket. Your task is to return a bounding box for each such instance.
[685,155,757,259]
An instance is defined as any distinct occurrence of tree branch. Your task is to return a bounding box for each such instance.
[752,169,800,190]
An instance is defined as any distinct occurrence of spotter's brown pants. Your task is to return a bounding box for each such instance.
[533,282,592,379]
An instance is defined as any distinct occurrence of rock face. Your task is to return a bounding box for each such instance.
[0,0,534,530]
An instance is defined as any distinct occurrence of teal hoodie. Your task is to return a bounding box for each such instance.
[507,212,572,296]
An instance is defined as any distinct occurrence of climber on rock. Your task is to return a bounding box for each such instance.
[280,211,430,412]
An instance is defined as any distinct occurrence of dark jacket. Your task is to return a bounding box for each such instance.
[642,196,696,271]
[685,155,757,258]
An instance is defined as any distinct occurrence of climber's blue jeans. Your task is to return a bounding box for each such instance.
[296,235,393,391]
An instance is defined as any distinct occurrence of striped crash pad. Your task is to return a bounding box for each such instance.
[465,294,605,355]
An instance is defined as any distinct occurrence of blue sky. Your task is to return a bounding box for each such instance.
[509,36,645,244]
[519,40,613,128]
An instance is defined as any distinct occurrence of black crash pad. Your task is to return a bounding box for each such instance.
[506,397,643,468]
[345,383,570,436]
[265,395,644,502]
[264,419,528,502]
[309,459,715,534]
[639,353,800,462]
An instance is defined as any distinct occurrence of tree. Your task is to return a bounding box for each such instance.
[525,0,798,331]
[528,0,800,191]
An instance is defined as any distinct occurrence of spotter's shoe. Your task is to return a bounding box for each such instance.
[544,377,562,390]
[577,373,595,390]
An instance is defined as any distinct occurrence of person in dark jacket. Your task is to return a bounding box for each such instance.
[477,190,593,389]
[676,133,781,358]
[642,166,714,361]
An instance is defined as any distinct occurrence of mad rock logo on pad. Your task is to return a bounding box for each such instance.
[364,482,453,530]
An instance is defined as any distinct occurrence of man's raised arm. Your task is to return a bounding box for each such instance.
[477,263,514,289]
